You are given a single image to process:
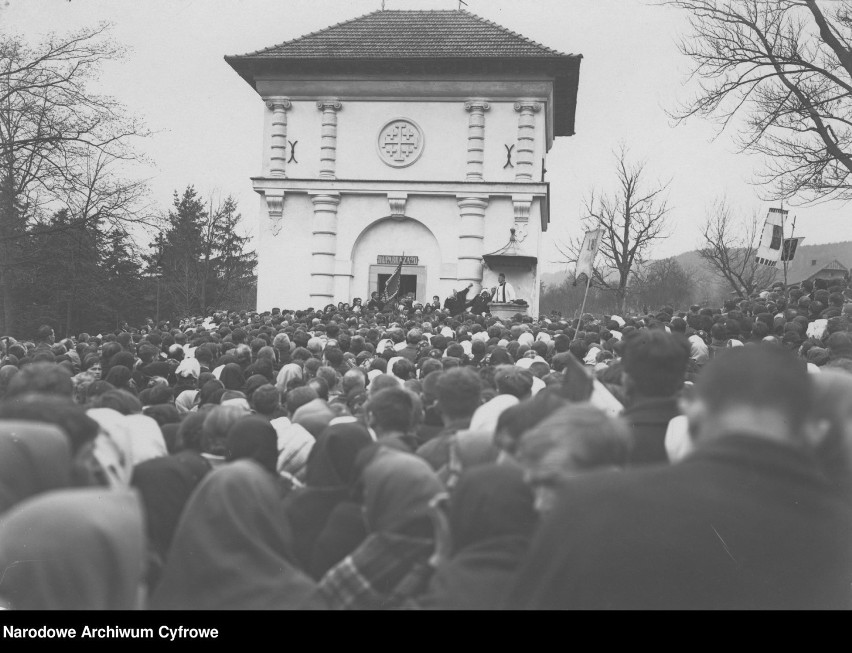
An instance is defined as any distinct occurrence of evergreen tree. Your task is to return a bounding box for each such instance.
[208,196,257,311]
[155,186,207,321]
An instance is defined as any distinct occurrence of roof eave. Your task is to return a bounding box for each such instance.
[225,54,582,137]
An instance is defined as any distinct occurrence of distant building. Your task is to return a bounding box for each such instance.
[786,258,849,287]
[225,9,582,313]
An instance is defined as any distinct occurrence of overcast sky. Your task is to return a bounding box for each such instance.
[3,0,849,273]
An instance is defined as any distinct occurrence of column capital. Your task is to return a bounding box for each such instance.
[514,101,542,113]
[264,97,291,111]
[309,192,341,205]
[317,99,343,111]
[464,100,491,112]
[456,195,490,209]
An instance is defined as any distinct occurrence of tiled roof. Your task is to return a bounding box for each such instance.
[229,10,573,60]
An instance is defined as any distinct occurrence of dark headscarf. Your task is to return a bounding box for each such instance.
[197,379,225,407]
[104,365,134,394]
[176,412,206,452]
[361,446,444,535]
[304,421,373,488]
[225,416,279,474]
[449,463,537,552]
[0,421,72,514]
[286,422,373,572]
[421,463,536,610]
[300,422,374,578]
[489,347,514,366]
[150,460,321,610]
[0,489,145,609]
[110,351,136,373]
[219,363,245,391]
[131,451,211,578]
[144,403,180,428]
[244,374,269,400]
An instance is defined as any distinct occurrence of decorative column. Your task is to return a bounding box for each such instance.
[457,196,489,295]
[265,97,291,177]
[317,99,342,180]
[309,193,341,305]
[464,100,490,181]
[513,101,541,182]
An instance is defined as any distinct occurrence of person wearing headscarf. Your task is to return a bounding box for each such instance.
[104,365,137,396]
[174,387,198,415]
[225,416,279,477]
[468,394,519,436]
[143,403,180,429]
[0,421,73,513]
[131,452,211,591]
[276,363,303,393]
[292,397,335,438]
[275,421,315,482]
[688,333,710,366]
[87,408,168,475]
[305,423,377,579]
[418,464,537,609]
[318,446,444,610]
[285,421,373,574]
[219,363,246,391]
[150,460,322,610]
[0,489,146,609]
[195,378,225,408]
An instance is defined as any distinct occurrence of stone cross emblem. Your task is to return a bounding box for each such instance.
[378,119,423,167]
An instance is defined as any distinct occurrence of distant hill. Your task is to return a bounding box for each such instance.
[543,240,852,292]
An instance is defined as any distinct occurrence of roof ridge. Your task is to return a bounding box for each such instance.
[237,8,385,57]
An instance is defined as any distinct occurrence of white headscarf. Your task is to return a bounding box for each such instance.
[469,394,519,435]
[688,334,709,365]
[175,357,200,380]
[87,409,168,476]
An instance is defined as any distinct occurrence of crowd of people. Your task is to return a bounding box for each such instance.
[1,274,852,610]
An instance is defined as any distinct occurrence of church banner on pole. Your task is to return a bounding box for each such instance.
[755,208,786,268]
[573,228,602,285]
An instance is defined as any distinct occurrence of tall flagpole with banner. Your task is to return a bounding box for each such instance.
[755,207,786,270]
[572,228,602,341]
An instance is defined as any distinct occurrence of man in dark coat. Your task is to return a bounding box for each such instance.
[506,345,852,610]
[467,290,491,316]
[620,329,689,465]
[443,284,472,317]
[366,291,385,312]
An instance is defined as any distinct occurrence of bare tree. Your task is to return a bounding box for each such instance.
[0,23,149,334]
[698,199,777,298]
[629,257,696,312]
[668,0,852,202]
[555,147,671,313]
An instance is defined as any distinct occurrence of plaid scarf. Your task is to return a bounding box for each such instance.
[318,531,434,610]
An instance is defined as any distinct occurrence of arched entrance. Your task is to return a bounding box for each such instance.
[350,217,442,302]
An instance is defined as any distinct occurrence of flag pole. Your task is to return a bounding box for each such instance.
[785,213,797,290]
[572,273,592,343]
[780,200,788,290]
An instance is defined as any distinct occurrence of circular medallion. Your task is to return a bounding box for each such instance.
[377,118,424,168]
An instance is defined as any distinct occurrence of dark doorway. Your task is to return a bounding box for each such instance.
[378,274,418,299]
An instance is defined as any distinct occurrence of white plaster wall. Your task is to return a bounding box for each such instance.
[256,193,314,311]
[482,101,545,182]
[257,190,545,310]
[335,101,468,180]
[259,98,546,182]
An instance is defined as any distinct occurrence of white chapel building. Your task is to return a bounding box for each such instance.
[226,9,581,315]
